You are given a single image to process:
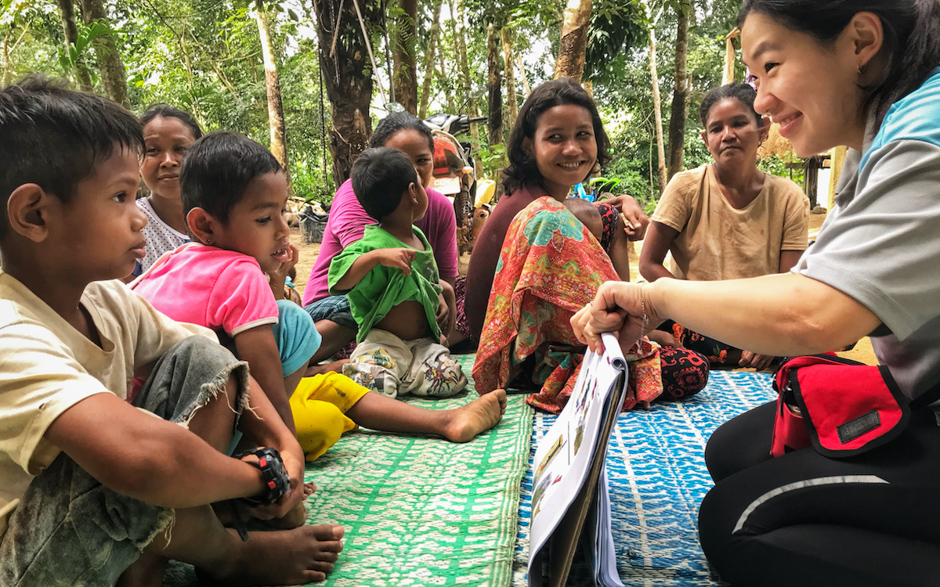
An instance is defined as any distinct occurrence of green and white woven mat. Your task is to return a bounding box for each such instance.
[304,354,532,586]
[164,354,533,587]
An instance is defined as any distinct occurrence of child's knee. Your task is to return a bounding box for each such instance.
[343,350,400,398]
[133,336,249,423]
[291,400,355,460]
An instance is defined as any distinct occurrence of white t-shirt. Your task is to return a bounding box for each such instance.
[135,197,190,275]
[0,273,212,537]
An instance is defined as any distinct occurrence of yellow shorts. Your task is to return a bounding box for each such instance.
[290,372,370,461]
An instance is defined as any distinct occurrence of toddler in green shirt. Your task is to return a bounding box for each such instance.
[329,147,467,399]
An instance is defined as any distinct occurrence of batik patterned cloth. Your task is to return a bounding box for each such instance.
[472,196,663,414]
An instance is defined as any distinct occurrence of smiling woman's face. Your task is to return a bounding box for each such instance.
[741,12,867,156]
[701,97,764,165]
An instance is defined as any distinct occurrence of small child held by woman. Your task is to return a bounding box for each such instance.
[470,78,709,411]
[330,147,468,399]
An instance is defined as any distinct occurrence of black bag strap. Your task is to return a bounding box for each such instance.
[910,378,940,409]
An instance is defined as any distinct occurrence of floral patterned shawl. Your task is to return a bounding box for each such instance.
[471,196,662,413]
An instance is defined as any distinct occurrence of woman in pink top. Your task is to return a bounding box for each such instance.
[303,112,460,364]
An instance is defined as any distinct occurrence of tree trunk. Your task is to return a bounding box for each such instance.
[392,0,418,113]
[418,0,443,119]
[827,145,847,209]
[452,0,478,143]
[78,0,128,107]
[516,55,531,98]
[255,0,289,177]
[55,0,93,91]
[3,32,13,88]
[554,0,591,82]
[312,0,379,185]
[500,28,518,129]
[486,23,503,145]
[436,37,456,111]
[667,0,690,179]
[646,14,667,194]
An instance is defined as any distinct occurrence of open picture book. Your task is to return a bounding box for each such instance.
[527,333,631,587]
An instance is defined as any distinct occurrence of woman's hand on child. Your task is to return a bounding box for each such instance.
[603,195,649,241]
[375,248,417,275]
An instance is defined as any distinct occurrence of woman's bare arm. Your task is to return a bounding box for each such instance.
[638,221,680,282]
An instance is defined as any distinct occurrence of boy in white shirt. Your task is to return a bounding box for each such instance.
[0,77,342,586]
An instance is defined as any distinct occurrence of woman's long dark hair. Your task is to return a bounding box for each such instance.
[139,103,203,139]
[738,0,940,122]
[501,78,611,196]
[699,83,761,127]
[370,110,434,152]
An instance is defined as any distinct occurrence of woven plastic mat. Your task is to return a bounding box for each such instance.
[511,370,776,586]
[164,354,533,587]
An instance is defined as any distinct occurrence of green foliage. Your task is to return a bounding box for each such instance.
[604,155,656,213]
[1,0,763,212]
[759,153,805,186]
[57,20,113,76]
[477,142,507,181]
[584,0,646,84]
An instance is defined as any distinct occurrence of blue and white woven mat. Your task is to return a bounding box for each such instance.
[511,370,776,586]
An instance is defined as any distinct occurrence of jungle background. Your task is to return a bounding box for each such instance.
[0,0,806,214]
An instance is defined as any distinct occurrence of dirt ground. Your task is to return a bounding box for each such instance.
[289,208,877,366]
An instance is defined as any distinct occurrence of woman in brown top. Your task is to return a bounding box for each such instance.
[639,83,809,370]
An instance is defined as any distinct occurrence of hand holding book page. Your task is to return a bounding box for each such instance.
[527,333,630,587]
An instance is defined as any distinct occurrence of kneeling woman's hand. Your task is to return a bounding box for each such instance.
[571,282,662,355]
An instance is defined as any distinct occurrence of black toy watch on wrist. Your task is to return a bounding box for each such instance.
[235,447,290,507]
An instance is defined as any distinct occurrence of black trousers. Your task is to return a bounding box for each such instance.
[698,401,940,587]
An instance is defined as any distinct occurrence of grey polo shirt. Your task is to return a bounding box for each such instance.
[792,67,940,402]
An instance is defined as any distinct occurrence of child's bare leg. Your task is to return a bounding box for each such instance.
[184,376,240,453]
[285,365,305,398]
[146,504,343,586]
[119,374,242,587]
[346,389,506,443]
[115,552,167,587]
[309,320,355,365]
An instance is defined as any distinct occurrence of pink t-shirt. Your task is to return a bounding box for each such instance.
[302,179,459,306]
[132,243,278,337]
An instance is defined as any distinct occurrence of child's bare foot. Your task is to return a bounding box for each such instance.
[260,500,306,529]
[200,524,344,586]
[442,388,506,443]
[305,359,349,377]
